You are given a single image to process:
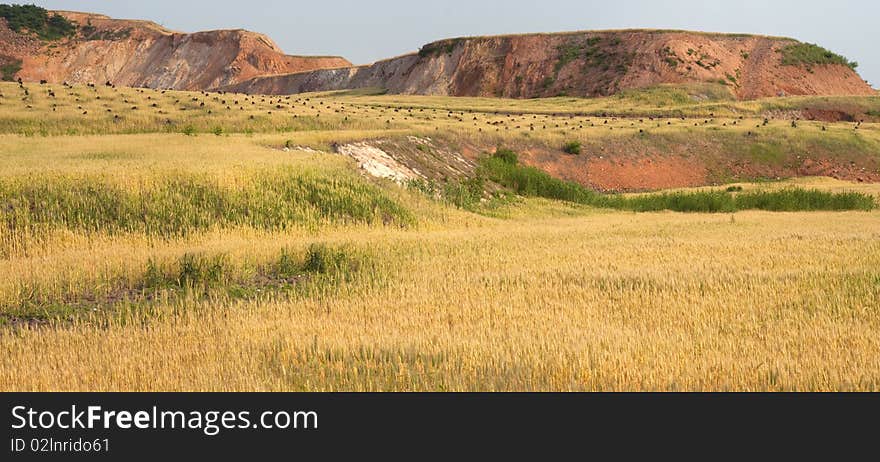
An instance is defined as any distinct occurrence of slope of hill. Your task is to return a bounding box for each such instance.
[0,9,350,90]
[224,30,874,100]
[2,79,878,191]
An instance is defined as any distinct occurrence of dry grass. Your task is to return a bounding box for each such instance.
[1,81,878,391]
[2,209,879,391]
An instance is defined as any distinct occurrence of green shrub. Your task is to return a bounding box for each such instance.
[562,141,582,155]
[212,126,223,136]
[182,125,196,136]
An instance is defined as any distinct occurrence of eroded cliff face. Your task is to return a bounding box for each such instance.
[3,12,872,100]
[223,31,874,100]
[0,11,350,90]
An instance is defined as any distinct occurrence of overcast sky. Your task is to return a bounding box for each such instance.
[31,0,878,87]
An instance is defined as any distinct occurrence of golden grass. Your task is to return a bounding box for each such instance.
[320,85,880,119]
[2,209,879,391]
[1,81,879,391]
[3,82,877,140]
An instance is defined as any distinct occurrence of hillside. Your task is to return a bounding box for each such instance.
[224,30,874,100]
[0,8,350,90]
[2,80,878,192]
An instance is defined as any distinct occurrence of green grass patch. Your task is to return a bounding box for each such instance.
[733,189,875,211]
[0,169,414,250]
[479,149,875,213]
[613,189,874,213]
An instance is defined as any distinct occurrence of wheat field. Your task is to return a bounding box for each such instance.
[1,82,878,391]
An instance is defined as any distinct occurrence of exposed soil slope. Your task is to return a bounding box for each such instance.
[0,11,350,90]
[225,31,873,100]
[330,132,880,193]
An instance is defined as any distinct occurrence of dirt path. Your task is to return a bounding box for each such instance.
[738,38,777,100]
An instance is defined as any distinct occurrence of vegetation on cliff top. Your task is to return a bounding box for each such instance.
[780,43,858,70]
[0,4,76,40]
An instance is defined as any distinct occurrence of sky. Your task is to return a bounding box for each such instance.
[30,0,879,87]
